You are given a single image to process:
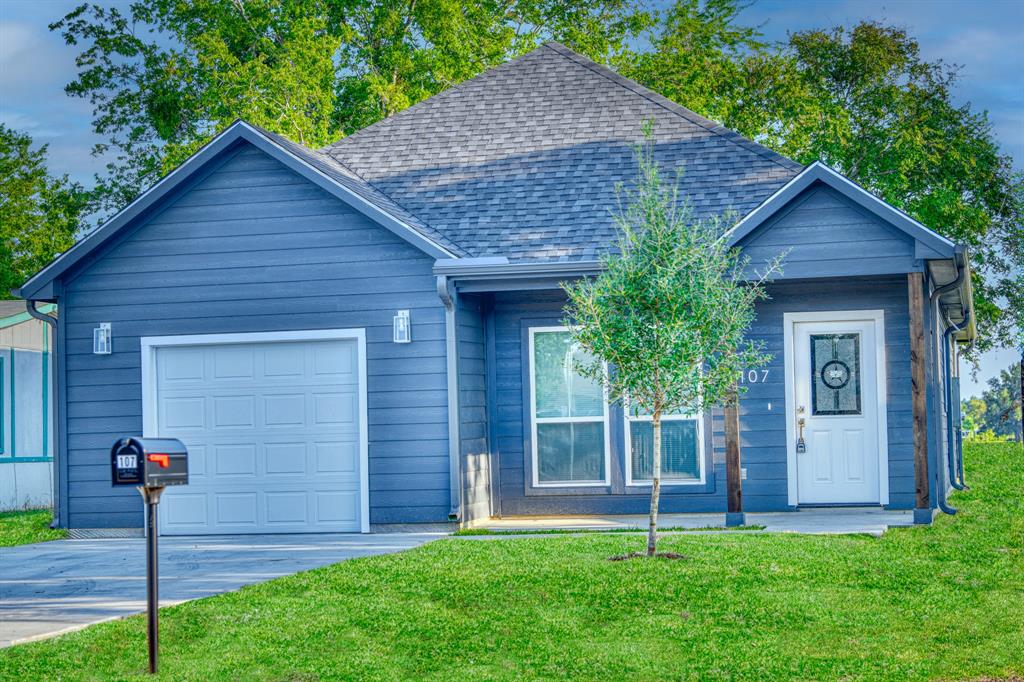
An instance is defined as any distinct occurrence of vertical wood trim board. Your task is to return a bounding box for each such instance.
[724,400,743,514]
[908,272,930,509]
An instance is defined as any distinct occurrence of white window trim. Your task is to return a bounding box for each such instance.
[528,326,611,488]
[624,404,706,487]
[140,328,371,533]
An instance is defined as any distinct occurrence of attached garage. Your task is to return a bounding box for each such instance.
[141,330,369,535]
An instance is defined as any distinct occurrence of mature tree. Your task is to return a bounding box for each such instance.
[51,0,653,219]
[964,363,1023,441]
[0,125,89,298]
[563,128,778,556]
[779,23,1023,353]
[628,14,1023,353]
[52,1,1022,349]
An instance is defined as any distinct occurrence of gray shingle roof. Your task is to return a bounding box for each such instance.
[321,41,803,262]
[249,125,468,256]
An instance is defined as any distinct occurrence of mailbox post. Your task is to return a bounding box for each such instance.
[111,437,188,674]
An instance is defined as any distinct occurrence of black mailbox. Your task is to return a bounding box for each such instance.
[111,437,188,488]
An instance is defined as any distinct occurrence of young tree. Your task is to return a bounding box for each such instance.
[563,126,779,556]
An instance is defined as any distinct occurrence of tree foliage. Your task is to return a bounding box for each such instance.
[962,362,1023,441]
[48,1,1022,349]
[50,0,653,218]
[563,127,777,555]
[0,125,89,299]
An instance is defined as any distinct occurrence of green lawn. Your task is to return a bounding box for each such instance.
[0,508,65,547]
[2,443,1021,681]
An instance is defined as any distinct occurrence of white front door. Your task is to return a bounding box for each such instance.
[790,316,883,504]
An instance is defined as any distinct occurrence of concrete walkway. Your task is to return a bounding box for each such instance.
[0,533,438,648]
[473,507,914,536]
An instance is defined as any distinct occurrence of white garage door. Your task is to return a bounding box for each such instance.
[152,336,364,535]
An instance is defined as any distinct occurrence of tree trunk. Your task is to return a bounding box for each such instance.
[647,410,662,556]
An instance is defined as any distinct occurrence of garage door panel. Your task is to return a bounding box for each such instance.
[162,492,209,529]
[315,441,358,474]
[316,491,359,524]
[265,442,307,475]
[216,492,259,527]
[214,443,258,477]
[263,393,306,426]
[213,395,256,428]
[162,396,206,430]
[212,345,255,380]
[156,337,363,535]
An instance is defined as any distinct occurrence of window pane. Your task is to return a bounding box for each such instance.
[537,422,605,483]
[533,331,603,418]
[810,333,861,415]
[569,343,604,417]
[630,419,700,481]
[534,332,571,418]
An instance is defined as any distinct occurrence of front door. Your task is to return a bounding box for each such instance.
[791,317,881,504]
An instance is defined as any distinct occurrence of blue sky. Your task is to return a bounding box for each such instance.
[1,0,1021,395]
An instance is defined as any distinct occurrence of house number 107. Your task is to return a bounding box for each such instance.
[740,369,769,384]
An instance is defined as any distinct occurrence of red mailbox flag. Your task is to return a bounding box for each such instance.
[147,454,170,468]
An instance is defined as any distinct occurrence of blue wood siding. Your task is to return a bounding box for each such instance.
[457,294,491,522]
[740,184,921,279]
[490,275,916,516]
[59,143,450,528]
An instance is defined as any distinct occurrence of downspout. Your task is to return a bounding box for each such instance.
[955,336,974,488]
[942,306,970,490]
[928,261,962,517]
[27,300,60,528]
[437,275,463,523]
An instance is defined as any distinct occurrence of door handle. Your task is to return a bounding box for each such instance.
[796,406,806,453]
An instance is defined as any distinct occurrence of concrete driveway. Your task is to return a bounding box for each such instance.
[0,533,439,647]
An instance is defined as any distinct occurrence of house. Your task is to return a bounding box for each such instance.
[0,300,55,511]
[16,43,973,534]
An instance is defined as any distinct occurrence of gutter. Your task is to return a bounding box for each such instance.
[433,257,603,282]
[26,300,61,528]
[437,275,463,522]
[929,250,965,304]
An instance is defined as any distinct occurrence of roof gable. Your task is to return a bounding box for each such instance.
[323,42,802,262]
[726,161,956,260]
[18,121,459,300]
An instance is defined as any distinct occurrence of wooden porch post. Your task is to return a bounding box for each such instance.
[908,271,932,523]
[724,390,744,527]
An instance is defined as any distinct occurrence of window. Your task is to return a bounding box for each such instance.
[810,333,861,415]
[529,327,609,486]
[625,402,704,486]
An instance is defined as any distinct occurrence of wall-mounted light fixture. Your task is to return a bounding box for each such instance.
[93,322,112,354]
[393,310,411,344]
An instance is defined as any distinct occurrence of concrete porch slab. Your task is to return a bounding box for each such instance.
[473,508,914,536]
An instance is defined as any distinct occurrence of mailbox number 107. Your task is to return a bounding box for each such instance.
[740,369,769,384]
[117,454,137,469]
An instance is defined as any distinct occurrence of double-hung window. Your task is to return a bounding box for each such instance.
[625,402,704,486]
[529,327,609,486]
